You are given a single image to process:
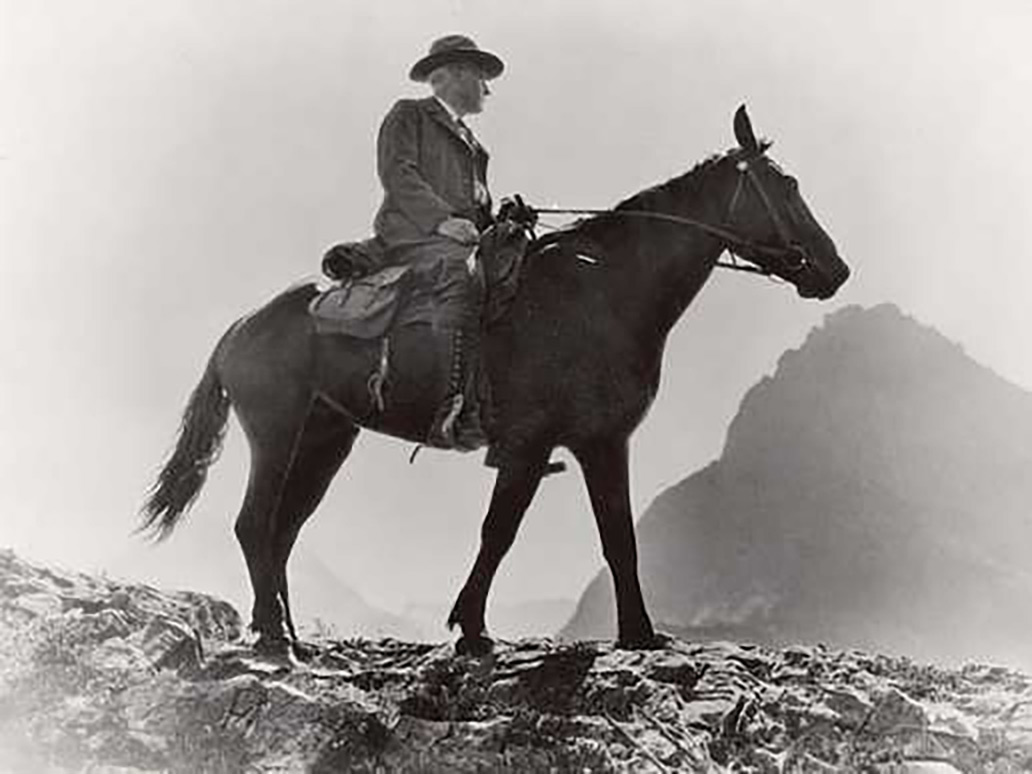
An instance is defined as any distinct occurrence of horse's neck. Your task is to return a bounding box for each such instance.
[609,162,735,351]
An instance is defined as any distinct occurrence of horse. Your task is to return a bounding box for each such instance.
[140,106,849,657]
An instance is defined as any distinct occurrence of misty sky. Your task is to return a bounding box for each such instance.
[2,0,1031,621]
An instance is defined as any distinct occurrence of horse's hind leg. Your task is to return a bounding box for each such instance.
[266,399,359,653]
[447,451,549,655]
[230,376,323,652]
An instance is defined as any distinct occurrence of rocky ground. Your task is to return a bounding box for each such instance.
[1,549,1030,773]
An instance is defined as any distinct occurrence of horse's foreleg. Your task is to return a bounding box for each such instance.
[575,436,657,648]
[448,454,548,655]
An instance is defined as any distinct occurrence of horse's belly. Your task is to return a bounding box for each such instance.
[315,323,452,442]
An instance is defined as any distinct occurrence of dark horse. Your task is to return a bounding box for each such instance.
[141,107,849,657]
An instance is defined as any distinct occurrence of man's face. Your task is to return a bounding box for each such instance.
[446,63,491,115]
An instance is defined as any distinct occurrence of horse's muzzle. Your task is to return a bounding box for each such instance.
[797,255,849,299]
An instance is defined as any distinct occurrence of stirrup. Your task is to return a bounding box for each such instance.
[438,393,464,441]
[429,393,465,447]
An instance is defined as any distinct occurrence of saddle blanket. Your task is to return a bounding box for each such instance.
[309,258,470,339]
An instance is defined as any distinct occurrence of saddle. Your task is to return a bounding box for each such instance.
[310,222,529,338]
[308,221,530,452]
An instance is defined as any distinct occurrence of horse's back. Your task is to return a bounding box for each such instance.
[216,279,470,446]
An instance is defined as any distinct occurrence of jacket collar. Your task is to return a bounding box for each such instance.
[420,97,486,156]
[433,95,461,123]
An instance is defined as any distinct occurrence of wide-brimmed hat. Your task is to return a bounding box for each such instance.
[409,34,504,82]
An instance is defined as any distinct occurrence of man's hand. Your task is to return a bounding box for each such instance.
[497,194,538,228]
[436,217,480,245]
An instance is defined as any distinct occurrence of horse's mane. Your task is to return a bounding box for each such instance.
[530,148,741,256]
[610,152,729,215]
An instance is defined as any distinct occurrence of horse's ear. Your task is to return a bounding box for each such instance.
[734,104,758,153]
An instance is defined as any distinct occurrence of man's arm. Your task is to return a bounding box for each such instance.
[377,101,455,235]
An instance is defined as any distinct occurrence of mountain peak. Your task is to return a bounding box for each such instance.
[770,302,964,389]
[721,303,1032,496]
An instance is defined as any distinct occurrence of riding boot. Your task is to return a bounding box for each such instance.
[428,263,488,450]
[454,316,489,451]
[427,331,487,450]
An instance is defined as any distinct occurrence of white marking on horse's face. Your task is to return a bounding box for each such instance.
[576,253,600,265]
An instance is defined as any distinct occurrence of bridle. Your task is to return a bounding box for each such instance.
[531,152,812,280]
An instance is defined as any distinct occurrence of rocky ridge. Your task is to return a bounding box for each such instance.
[104,528,426,642]
[2,549,1031,772]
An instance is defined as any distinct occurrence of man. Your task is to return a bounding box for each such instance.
[373,34,505,448]
[374,34,501,253]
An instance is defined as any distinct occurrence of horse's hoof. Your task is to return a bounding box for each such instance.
[291,640,318,662]
[455,634,495,658]
[253,635,293,658]
[617,631,673,651]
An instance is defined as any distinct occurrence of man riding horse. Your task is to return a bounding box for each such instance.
[374,34,505,449]
[142,43,850,657]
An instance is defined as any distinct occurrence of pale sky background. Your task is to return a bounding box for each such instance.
[2,1,1031,623]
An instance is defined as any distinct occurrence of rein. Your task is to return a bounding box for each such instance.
[532,207,771,275]
[530,158,808,278]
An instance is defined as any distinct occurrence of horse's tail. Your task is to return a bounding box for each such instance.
[139,342,231,541]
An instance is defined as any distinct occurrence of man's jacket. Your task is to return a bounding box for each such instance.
[373,97,492,249]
